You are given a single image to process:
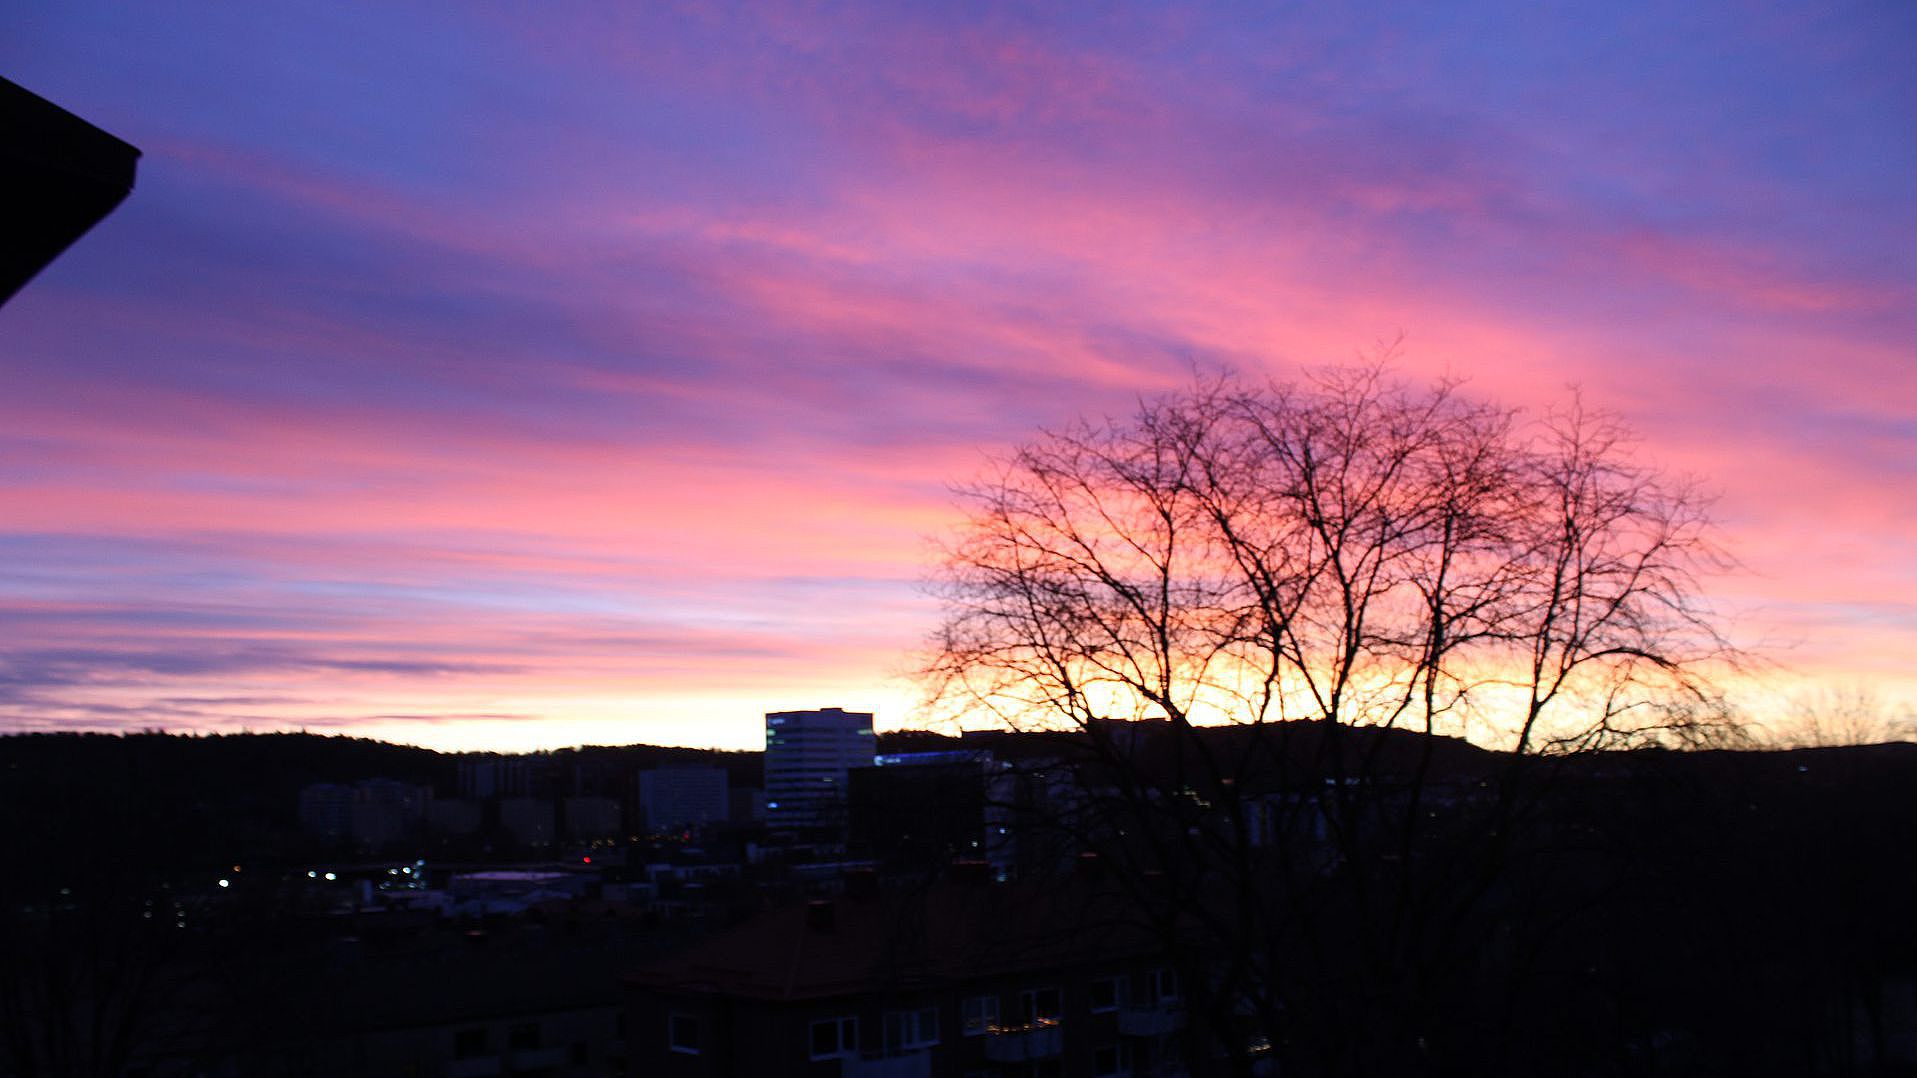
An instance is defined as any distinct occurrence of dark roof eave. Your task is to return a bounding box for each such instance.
[0,77,141,306]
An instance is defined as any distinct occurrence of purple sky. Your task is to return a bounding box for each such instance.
[2,3,1912,749]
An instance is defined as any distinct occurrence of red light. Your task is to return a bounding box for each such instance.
[582,856,591,864]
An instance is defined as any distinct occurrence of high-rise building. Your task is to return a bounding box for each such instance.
[764,707,876,833]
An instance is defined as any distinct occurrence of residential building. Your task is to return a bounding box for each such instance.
[500,797,556,847]
[427,797,482,836]
[625,869,1191,1077]
[298,778,432,848]
[151,916,633,1078]
[849,751,991,871]
[350,777,434,848]
[565,795,624,841]
[640,766,731,831]
[460,754,534,800]
[298,782,355,841]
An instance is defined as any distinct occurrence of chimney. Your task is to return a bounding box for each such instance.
[805,899,836,932]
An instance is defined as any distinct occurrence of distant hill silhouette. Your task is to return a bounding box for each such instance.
[4,726,1912,899]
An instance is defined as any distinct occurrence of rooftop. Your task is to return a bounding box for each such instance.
[626,871,1162,1002]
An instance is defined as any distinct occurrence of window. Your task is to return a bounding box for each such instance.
[570,1041,589,1065]
[963,995,1000,1037]
[668,1013,701,1055]
[452,1028,487,1060]
[883,1006,939,1053]
[809,1016,858,1060]
[1093,1043,1133,1078]
[1018,987,1062,1025]
[1088,976,1121,1014]
[507,1023,540,1051]
[1150,969,1179,1002]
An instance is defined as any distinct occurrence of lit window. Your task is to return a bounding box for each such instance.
[809,1016,858,1060]
[963,995,999,1037]
[668,1013,700,1055]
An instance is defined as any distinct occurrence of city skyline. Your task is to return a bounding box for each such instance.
[1,4,1912,751]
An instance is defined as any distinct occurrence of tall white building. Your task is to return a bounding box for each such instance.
[764,707,876,833]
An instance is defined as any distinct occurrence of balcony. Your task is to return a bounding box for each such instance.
[983,1020,1063,1062]
[509,1046,567,1070]
[1117,1002,1186,1037]
[841,1050,932,1078]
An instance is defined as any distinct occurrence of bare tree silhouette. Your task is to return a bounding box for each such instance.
[923,366,1740,1076]
[1773,685,1913,748]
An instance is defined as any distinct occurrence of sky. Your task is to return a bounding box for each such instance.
[1,3,1912,751]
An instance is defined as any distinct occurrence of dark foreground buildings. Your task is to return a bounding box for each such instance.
[626,866,1191,1078]
[624,733,1917,1078]
[7,732,1917,1076]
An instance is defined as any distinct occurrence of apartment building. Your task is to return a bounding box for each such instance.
[625,869,1193,1077]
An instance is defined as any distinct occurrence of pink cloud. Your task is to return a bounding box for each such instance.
[3,2,1911,747]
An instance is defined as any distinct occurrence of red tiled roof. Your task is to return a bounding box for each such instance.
[626,878,1161,1001]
